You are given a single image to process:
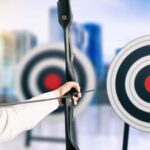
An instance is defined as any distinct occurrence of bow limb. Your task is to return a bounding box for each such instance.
[57,0,79,149]
[64,27,76,81]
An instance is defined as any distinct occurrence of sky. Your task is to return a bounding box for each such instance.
[0,0,150,63]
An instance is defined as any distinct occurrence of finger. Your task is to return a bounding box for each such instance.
[69,82,80,93]
[63,82,80,94]
[77,92,81,98]
[72,96,79,101]
[73,100,77,106]
[74,92,81,98]
[72,96,79,106]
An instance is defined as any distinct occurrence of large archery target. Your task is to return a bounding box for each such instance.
[15,43,96,121]
[107,35,150,132]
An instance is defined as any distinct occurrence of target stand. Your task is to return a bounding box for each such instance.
[15,43,96,147]
[107,35,150,150]
[25,120,77,147]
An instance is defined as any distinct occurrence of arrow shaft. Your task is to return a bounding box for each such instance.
[0,89,94,107]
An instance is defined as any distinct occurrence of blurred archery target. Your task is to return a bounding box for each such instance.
[15,43,96,121]
[107,35,150,132]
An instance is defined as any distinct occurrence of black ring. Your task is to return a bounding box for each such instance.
[116,45,150,123]
[135,65,150,103]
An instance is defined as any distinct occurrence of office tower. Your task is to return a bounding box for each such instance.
[13,30,37,61]
[82,23,105,82]
[0,31,37,102]
[49,8,63,42]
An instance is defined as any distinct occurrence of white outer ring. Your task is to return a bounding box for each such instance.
[15,43,96,121]
[107,35,150,132]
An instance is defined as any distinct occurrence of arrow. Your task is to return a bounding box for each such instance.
[0,89,94,107]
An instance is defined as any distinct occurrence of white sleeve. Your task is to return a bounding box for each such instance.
[0,91,59,142]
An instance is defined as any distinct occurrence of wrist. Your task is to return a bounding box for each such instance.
[53,88,62,106]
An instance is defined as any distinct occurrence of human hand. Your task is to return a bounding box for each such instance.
[54,82,81,106]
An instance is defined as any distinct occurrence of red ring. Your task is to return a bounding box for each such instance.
[144,76,150,93]
[43,73,62,90]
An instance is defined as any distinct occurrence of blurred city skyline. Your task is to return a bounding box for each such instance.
[0,0,150,63]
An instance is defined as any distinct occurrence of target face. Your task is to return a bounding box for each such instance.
[107,35,150,132]
[15,43,96,121]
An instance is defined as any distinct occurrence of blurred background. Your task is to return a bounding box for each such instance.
[0,0,150,149]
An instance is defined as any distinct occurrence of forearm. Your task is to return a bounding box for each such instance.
[0,92,59,142]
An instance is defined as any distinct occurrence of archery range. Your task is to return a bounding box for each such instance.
[0,0,150,150]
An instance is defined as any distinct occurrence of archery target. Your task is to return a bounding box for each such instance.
[15,43,96,121]
[107,35,150,132]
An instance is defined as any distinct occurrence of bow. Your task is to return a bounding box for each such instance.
[57,0,79,149]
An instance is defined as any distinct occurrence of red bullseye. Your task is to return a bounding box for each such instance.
[144,76,150,93]
[43,73,62,90]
